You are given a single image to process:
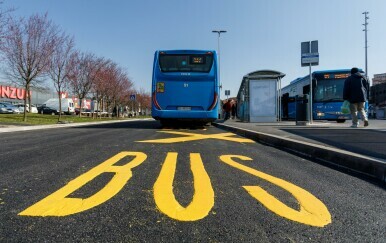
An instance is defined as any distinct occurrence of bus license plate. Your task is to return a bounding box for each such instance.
[177,107,191,111]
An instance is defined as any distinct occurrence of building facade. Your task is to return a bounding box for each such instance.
[370,82,386,106]
[370,74,386,107]
[0,83,57,105]
[372,73,386,86]
[0,82,93,109]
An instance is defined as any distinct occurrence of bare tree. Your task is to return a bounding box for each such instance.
[106,65,133,118]
[93,60,115,118]
[115,75,134,117]
[48,33,74,121]
[68,52,108,117]
[136,88,151,115]
[0,2,14,45]
[1,13,59,121]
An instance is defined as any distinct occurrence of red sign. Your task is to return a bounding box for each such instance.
[72,97,91,109]
[0,85,31,100]
[59,92,68,99]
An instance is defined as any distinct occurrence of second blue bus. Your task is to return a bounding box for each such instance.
[281,69,366,123]
[151,50,219,125]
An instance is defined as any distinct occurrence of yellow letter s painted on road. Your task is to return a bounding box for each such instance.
[19,152,147,217]
[219,155,331,227]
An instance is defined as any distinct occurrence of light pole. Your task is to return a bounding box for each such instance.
[362,11,369,80]
[212,30,227,89]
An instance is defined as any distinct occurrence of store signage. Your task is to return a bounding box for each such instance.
[0,85,30,100]
[59,92,68,99]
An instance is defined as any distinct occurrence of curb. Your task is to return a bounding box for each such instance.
[213,122,386,185]
[0,118,153,133]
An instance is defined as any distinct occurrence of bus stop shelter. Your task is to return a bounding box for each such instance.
[237,70,285,122]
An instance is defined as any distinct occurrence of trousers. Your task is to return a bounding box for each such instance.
[349,102,367,125]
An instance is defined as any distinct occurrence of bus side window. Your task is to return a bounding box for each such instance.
[303,85,310,95]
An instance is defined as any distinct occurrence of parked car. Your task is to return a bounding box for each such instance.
[37,106,60,115]
[15,104,38,113]
[75,108,91,115]
[29,104,39,113]
[0,102,21,114]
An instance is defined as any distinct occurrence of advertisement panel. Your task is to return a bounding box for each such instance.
[249,80,277,122]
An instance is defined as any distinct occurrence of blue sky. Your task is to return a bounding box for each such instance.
[3,0,386,98]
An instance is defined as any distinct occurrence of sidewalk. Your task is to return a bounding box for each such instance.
[0,118,152,133]
[213,119,386,184]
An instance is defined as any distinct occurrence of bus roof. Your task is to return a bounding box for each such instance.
[289,68,363,84]
[312,69,362,74]
[155,50,216,54]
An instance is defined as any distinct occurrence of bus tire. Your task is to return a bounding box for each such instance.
[160,120,170,127]
[336,119,346,123]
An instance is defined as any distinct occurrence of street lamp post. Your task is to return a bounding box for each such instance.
[212,30,227,89]
[362,11,369,80]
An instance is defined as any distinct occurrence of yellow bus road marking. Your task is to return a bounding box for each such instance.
[19,151,331,228]
[137,131,255,144]
[19,152,147,217]
[154,152,214,221]
[219,155,332,227]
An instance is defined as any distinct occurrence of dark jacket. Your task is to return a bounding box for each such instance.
[343,72,369,103]
[223,101,232,112]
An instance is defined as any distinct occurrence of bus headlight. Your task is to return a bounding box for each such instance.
[316,111,325,117]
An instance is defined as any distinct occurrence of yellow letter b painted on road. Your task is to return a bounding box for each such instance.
[19,152,147,217]
[220,155,331,227]
[154,152,214,221]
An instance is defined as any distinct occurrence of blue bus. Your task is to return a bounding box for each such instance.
[281,69,366,123]
[151,50,219,125]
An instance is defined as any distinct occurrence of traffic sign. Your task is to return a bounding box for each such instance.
[301,53,319,65]
[130,94,136,101]
[301,41,319,66]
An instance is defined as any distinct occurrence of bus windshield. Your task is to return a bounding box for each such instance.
[159,54,213,73]
[314,79,345,102]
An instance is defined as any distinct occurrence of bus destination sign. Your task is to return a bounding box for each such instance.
[190,56,205,64]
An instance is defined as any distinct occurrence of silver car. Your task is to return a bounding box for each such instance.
[0,102,21,114]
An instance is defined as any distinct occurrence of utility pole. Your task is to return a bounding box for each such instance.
[362,11,369,80]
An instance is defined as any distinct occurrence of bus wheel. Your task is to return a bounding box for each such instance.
[198,122,209,127]
[336,119,346,123]
[160,120,170,127]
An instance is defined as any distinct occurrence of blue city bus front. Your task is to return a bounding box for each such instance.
[151,50,219,123]
[313,70,362,122]
[284,69,367,122]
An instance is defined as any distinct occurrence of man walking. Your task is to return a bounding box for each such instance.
[223,99,232,121]
[343,67,370,128]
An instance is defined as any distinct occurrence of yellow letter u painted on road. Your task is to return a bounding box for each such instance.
[154,152,214,221]
[19,152,147,217]
[219,155,331,227]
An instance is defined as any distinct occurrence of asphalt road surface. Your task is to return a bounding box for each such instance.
[0,120,385,242]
